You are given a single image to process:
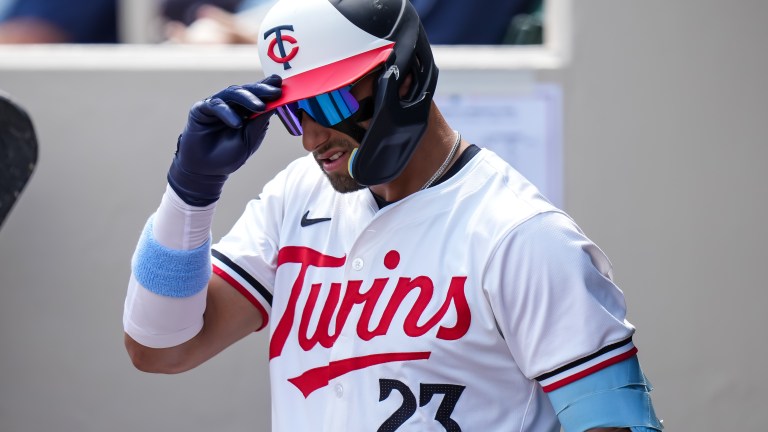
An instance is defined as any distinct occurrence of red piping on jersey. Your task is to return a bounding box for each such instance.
[213,265,269,331]
[541,348,638,392]
[287,351,431,398]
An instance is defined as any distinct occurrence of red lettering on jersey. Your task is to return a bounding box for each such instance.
[270,246,346,359]
[269,246,472,361]
[288,352,431,398]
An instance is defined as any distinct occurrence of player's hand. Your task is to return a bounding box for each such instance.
[167,74,282,206]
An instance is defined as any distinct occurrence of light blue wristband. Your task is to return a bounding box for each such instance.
[548,356,663,431]
[131,216,211,298]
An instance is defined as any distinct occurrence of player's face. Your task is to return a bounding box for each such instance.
[301,73,377,193]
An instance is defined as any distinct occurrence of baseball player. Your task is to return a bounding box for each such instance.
[123,0,663,430]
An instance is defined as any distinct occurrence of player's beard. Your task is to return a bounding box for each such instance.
[313,137,366,194]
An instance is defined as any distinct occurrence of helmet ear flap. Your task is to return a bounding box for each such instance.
[350,13,439,186]
[350,51,436,185]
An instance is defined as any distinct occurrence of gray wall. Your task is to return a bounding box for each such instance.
[1,1,767,431]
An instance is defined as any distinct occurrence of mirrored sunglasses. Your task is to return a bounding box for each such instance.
[275,85,360,136]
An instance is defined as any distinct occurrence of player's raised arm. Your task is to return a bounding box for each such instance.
[122,76,282,373]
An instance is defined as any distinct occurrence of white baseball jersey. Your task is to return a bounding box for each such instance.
[211,148,636,431]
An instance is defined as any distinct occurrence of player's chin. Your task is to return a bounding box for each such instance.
[325,170,365,194]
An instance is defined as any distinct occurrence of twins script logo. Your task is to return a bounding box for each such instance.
[271,246,472,397]
[263,25,299,70]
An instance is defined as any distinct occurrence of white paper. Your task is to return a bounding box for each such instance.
[436,84,563,207]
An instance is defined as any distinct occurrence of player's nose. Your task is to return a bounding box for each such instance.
[301,114,331,153]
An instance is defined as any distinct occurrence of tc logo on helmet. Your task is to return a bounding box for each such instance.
[264,25,299,70]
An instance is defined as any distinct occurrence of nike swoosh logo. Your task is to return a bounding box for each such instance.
[288,352,431,398]
[301,210,331,227]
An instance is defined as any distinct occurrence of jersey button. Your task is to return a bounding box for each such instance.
[352,258,364,271]
[334,384,344,398]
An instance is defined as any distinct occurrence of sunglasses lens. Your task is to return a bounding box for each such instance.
[275,86,360,136]
[276,103,303,136]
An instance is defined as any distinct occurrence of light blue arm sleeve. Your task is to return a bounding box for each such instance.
[547,356,663,431]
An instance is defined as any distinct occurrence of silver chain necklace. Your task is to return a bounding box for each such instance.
[420,130,462,190]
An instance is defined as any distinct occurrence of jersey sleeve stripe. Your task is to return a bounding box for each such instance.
[211,249,273,304]
[535,336,637,392]
[211,250,272,331]
[212,265,270,331]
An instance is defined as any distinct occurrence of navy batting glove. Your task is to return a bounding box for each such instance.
[167,75,282,206]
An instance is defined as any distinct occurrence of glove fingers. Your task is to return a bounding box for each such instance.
[225,85,270,109]
[198,98,243,129]
[241,77,283,101]
[260,74,282,88]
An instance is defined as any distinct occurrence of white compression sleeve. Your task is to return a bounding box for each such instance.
[123,185,216,348]
[153,184,216,250]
